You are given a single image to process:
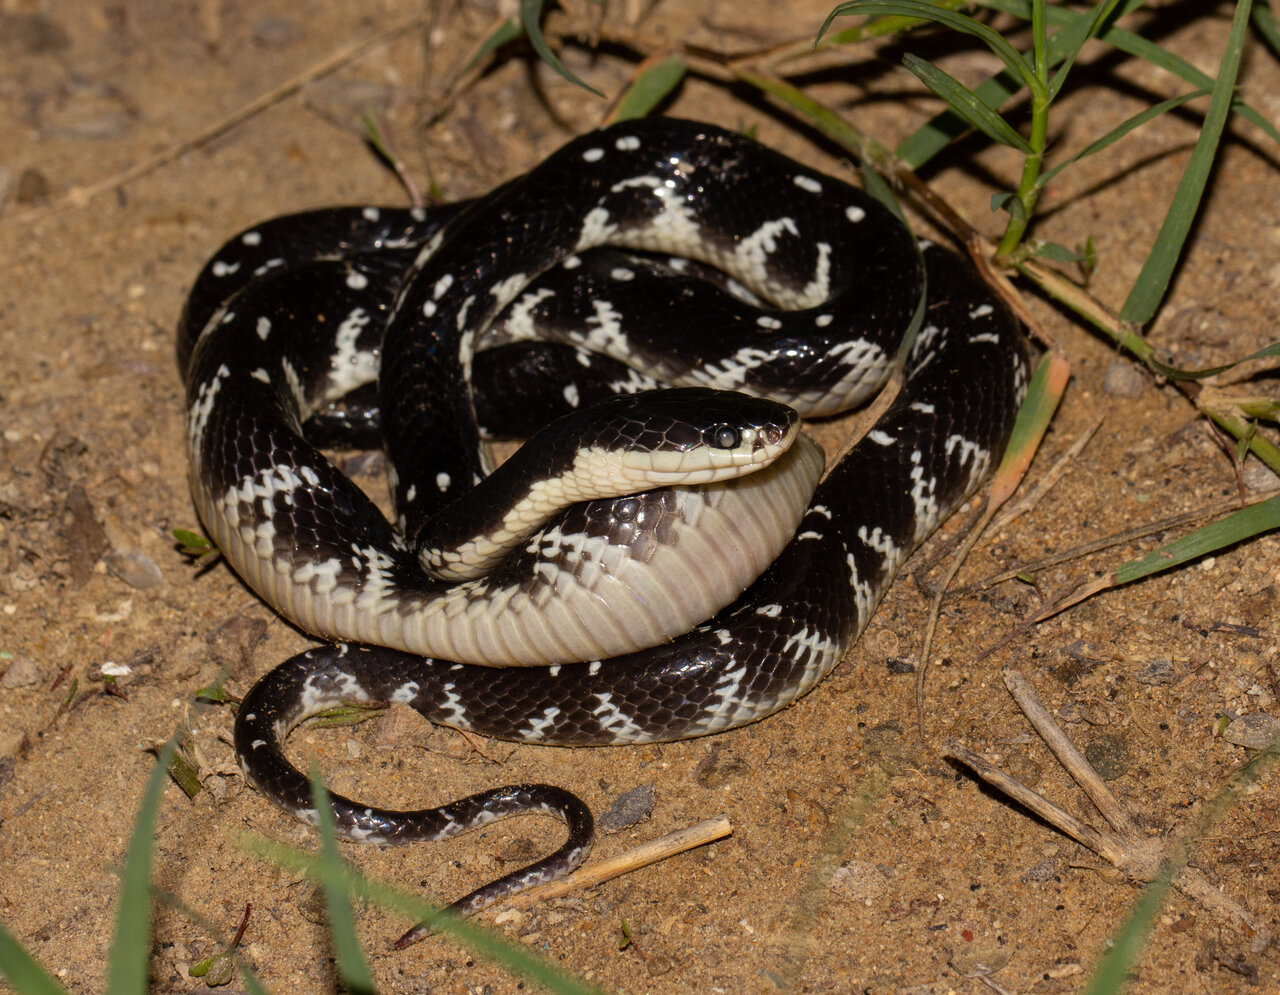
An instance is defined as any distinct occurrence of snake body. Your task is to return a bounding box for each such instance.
[180,119,1028,930]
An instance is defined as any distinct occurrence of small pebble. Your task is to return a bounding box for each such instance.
[1,655,41,688]
[1083,733,1130,780]
[597,783,655,832]
[1222,712,1280,750]
[1102,360,1146,398]
[104,548,164,589]
[1137,658,1176,686]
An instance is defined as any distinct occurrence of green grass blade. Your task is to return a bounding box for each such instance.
[464,17,523,75]
[309,768,376,994]
[610,52,686,122]
[0,920,72,995]
[519,0,604,97]
[819,1,1041,96]
[987,0,1280,143]
[901,53,1033,152]
[1036,88,1212,188]
[1254,0,1280,58]
[1114,493,1280,586]
[898,0,1145,166]
[104,737,179,995]
[1045,0,1126,101]
[1120,0,1253,325]
[1085,744,1277,993]
[242,835,605,995]
[817,0,969,47]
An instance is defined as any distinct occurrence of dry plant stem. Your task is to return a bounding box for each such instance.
[914,500,997,743]
[956,487,1280,598]
[947,672,1273,952]
[2,17,426,229]
[1002,670,1138,838]
[504,814,732,909]
[943,739,1130,865]
[819,369,904,484]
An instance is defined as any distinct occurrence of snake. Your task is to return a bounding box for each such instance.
[179,118,1029,939]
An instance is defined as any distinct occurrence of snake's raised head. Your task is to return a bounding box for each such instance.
[576,386,800,486]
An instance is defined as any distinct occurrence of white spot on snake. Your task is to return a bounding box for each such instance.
[815,313,834,327]
[845,205,866,223]
[405,484,416,503]
[256,316,271,340]
[909,401,936,414]
[588,660,601,675]
[582,147,605,162]
[422,300,436,317]
[345,269,368,290]
[330,307,376,394]
[241,231,261,246]
[187,363,230,452]
[250,368,270,384]
[811,505,832,519]
[610,267,635,281]
[212,260,240,277]
[793,175,822,194]
[733,217,798,294]
[577,207,617,248]
[756,315,782,330]
[280,357,306,411]
[592,693,643,741]
[615,135,641,151]
[362,206,380,222]
[526,706,562,740]
[757,603,783,618]
[969,303,994,319]
[908,449,941,539]
[562,254,582,269]
[797,531,823,541]
[410,207,426,221]
[488,273,528,312]
[503,288,556,341]
[436,472,451,491]
[574,347,593,368]
[563,383,580,407]
[433,273,454,299]
[548,665,560,677]
[389,682,420,704]
[221,310,236,324]
[968,332,1001,345]
[716,629,732,645]
[868,430,895,445]
[251,739,266,749]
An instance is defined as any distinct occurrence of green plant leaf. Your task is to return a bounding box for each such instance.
[1115,492,1280,586]
[105,736,180,995]
[1121,0,1253,325]
[901,53,1033,152]
[1254,0,1280,58]
[610,53,686,121]
[1044,0,1127,101]
[0,920,71,995]
[465,17,523,75]
[1037,88,1213,189]
[309,768,376,994]
[242,835,606,994]
[819,0,1042,97]
[520,0,604,97]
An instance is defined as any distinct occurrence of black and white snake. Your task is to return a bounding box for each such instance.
[179,118,1028,936]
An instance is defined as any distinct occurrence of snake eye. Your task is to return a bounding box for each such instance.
[710,425,741,450]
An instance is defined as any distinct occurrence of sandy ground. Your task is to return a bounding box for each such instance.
[1,1,1278,992]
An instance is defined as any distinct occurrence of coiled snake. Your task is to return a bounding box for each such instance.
[180,118,1028,936]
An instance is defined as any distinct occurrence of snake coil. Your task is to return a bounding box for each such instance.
[180,119,1028,936]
